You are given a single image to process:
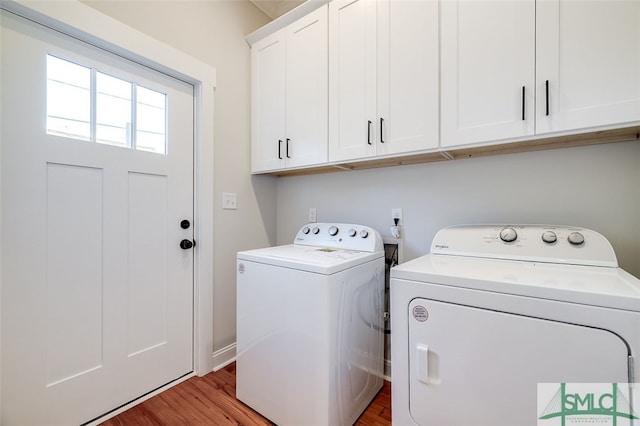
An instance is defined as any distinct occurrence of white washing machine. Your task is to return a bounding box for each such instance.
[391,225,640,426]
[236,223,385,426]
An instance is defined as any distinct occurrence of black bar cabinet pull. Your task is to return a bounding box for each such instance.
[521,86,525,121]
[278,139,282,159]
[380,118,385,143]
[545,80,550,116]
[367,120,372,145]
[286,138,291,158]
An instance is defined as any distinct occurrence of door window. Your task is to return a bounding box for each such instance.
[47,54,167,154]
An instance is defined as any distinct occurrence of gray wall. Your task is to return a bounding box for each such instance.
[277,141,640,278]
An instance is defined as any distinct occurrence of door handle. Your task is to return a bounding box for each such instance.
[545,80,550,116]
[180,239,195,250]
[417,344,429,384]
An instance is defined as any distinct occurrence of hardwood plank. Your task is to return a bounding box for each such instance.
[100,363,391,425]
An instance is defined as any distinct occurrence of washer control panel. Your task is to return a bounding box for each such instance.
[295,223,383,253]
[431,225,617,267]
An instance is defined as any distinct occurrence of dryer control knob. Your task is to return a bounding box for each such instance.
[568,232,585,245]
[499,227,517,243]
[360,230,369,238]
[312,226,320,235]
[302,226,310,234]
[348,228,357,237]
[328,226,339,236]
[541,231,557,244]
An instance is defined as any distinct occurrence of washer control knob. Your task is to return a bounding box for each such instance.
[499,227,517,243]
[568,232,585,245]
[541,231,557,244]
[302,226,310,234]
[348,228,357,237]
[328,226,339,236]
[359,229,369,238]
[312,226,320,235]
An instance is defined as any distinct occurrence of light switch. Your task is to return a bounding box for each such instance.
[223,192,237,210]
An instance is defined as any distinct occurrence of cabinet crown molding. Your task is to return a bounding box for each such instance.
[246,0,330,46]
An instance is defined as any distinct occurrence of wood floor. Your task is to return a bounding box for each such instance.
[100,362,391,426]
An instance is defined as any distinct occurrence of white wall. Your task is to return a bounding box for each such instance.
[82,0,276,362]
[277,141,640,278]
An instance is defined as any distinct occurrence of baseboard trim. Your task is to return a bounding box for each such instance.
[212,342,236,371]
[384,359,392,381]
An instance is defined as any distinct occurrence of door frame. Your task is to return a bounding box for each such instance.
[0,0,215,382]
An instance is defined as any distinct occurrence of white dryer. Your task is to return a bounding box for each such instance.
[237,223,385,426]
[391,225,640,426]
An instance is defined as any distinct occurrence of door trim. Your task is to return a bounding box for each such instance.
[0,0,216,377]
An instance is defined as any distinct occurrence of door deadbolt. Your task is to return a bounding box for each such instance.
[180,220,191,229]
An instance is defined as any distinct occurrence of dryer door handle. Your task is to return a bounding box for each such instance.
[417,344,429,384]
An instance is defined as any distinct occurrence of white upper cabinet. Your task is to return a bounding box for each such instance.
[440,0,536,148]
[329,0,439,162]
[377,0,439,157]
[251,0,640,174]
[536,0,640,135]
[284,7,329,168]
[441,0,640,149]
[328,0,377,162]
[251,6,328,173]
[252,29,286,172]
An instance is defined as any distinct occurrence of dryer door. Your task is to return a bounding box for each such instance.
[408,298,631,426]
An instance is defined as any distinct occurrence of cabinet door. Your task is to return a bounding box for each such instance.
[251,30,286,172]
[536,0,640,134]
[440,0,535,148]
[377,0,439,156]
[329,0,377,162]
[285,6,328,168]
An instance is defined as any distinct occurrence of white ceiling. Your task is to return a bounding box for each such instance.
[249,0,306,19]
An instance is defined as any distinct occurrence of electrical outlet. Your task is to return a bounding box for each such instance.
[309,207,317,222]
[223,192,237,210]
[392,208,402,224]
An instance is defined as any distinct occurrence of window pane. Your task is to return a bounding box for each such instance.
[47,55,91,140]
[46,55,170,155]
[96,72,132,147]
[136,86,166,154]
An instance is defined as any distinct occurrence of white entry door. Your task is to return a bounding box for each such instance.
[1,10,194,425]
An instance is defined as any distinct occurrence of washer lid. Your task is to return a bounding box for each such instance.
[237,244,383,275]
[391,254,640,312]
